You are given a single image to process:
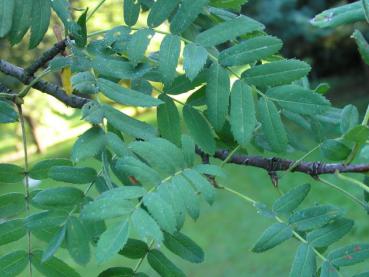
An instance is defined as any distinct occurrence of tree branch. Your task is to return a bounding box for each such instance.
[196,148,369,176]
[0,59,88,108]
[25,39,67,78]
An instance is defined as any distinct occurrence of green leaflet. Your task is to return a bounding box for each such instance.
[97,186,147,201]
[103,105,157,140]
[147,250,186,277]
[50,0,72,29]
[183,105,216,155]
[96,220,129,263]
[210,0,248,11]
[344,125,369,144]
[230,80,256,147]
[352,30,369,65]
[106,132,131,157]
[131,208,164,243]
[320,262,340,277]
[267,85,330,115]
[0,251,28,277]
[183,169,215,205]
[97,78,163,107]
[115,156,162,187]
[181,135,195,167]
[98,267,137,277]
[257,97,288,153]
[252,223,293,253]
[288,205,343,231]
[0,0,14,37]
[81,196,135,221]
[163,71,208,95]
[119,239,149,259]
[29,159,72,180]
[42,225,66,262]
[196,15,264,47]
[8,0,32,44]
[71,72,98,94]
[31,250,81,277]
[82,101,104,125]
[0,164,24,183]
[321,139,351,161]
[147,0,181,28]
[289,244,316,277]
[172,175,200,220]
[127,28,154,66]
[206,63,230,131]
[32,187,84,209]
[194,164,225,178]
[183,43,208,81]
[311,2,365,29]
[163,232,204,264]
[243,59,311,87]
[159,35,181,84]
[143,192,177,234]
[272,184,311,215]
[157,94,181,146]
[48,166,97,184]
[363,0,369,22]
[0,193,26,218]
[219,35,282,66]
[340,104,359,134]
[72,127,106,163]
[307,218,354,248]
[29,0,51,48]
[0,219,26,246]
[328,243,369,267]
[123,0,140,26]
[25,210,68,231]
[66,217,90,265]
[0,101,18,123]
[170,0,209,34]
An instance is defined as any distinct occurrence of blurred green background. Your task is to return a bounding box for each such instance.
[1,0,369,276]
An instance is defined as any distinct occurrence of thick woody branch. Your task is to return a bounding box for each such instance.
[25,40,67,77]
[196,148,369,176]
[0,59,88,108]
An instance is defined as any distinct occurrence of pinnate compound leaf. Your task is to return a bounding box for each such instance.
[252,223,293,253]
[289,244,316,277]
[119,239,149,260]
[29,0,51,48]
[157,94,181,146]
[147,250,186,277]
[183,43,208,81]
[103,105,157,140]
[0,101,18,123]
[32,250,81,277]
[0,164,24,183]
[147,0,181,28]
[272,184,311,215]
[267,85,330,115]
[131,208,163,243]
[230,80,256,146]
[307,218,354,248]
[243,59,311,87]
[328,243,369,267]
[72,127,106,163]
[164,232,204,263]
[196,15,264,47]
[219,35,282,66]
[96,220,129,264]
[48,166,97,184]
[258,97,288,153]
[170,0,209,34]
[0,250,28,277]
[206,63,230,131]
[183,105,216,155]
[159,35,181,85]
[288,205,343,231]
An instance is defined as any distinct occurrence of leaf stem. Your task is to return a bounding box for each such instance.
[18,69,51,98]
[133,240,155,273]
[335,172,369,194]
[86,0,107,22]
[220,145,241,167]
[17,104,33,277]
